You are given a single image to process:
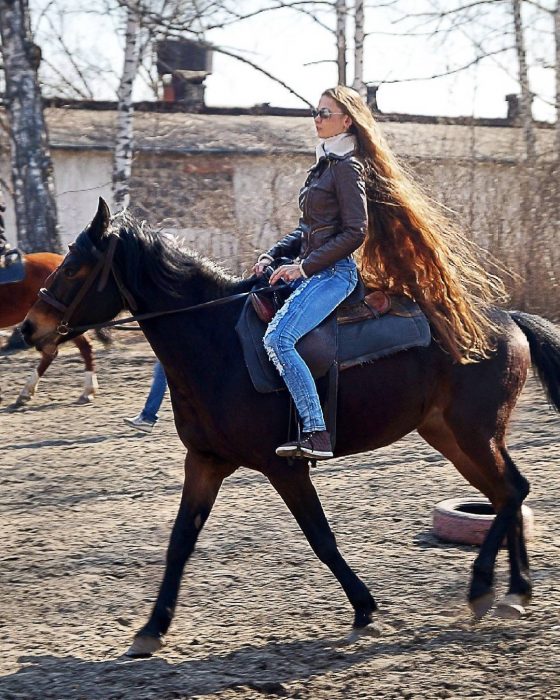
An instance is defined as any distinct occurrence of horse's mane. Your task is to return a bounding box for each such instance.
[109,211,241,303]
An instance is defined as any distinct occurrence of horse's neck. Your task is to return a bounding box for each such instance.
[138,281,246,444]
[133,265,249,314]
[128,254,253,394]
[136,268,250,374]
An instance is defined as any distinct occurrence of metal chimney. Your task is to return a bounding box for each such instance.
[156,40,213,110]
[506,94,521,123]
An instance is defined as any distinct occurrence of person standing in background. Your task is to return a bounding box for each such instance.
[124,359,167,433]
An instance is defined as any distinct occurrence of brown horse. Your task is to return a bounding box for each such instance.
[0,252,100,406]
[22,201,560,658]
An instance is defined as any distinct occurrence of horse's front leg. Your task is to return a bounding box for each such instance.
[126,450,236,657]
[268,464,377,633]
[15,350,55,406]
[73,334,98,404]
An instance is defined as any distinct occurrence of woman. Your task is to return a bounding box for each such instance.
[254,86,505,461]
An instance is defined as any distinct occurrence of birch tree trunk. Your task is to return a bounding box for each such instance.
[335,0,347,85]
[512,0,536,161]
[352,0,366,98]
[554,0,560,158]
[112,7,141,210]
[511,0,540,310]
[0,0,60,253]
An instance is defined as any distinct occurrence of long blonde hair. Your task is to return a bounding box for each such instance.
[323,86,508,363]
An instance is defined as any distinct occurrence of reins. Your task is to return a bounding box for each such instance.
[67,288,264,335]
[37,229,278,337]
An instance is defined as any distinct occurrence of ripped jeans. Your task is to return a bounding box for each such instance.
[263,257,358,433]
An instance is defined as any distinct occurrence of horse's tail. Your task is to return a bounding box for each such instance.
[510,311,560,412]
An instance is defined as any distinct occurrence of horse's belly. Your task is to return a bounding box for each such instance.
[334,354,430,456]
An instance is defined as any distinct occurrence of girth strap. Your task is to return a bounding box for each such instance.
[324,362,339,450]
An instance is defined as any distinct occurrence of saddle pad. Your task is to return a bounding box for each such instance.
[0,252,25,285]
[338,300,431,369]
[236,296,337,393]
[236,294,431,394]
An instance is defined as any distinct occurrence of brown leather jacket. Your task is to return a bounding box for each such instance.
[265,152,368,276]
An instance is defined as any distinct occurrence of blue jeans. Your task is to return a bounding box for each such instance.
[141,360,168,424]
[263,257,358,433]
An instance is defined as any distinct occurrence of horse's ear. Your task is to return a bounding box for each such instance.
[89,197,111,242]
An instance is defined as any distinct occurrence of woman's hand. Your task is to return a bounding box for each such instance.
[252,254,274,277]
[252,260,269,277]
[269,264,303,285]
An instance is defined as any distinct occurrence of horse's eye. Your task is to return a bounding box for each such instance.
[64,266,78,278]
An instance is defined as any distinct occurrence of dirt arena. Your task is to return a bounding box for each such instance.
[0,335,558,700]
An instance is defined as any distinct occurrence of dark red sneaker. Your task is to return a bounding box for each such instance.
[275,430,333,459]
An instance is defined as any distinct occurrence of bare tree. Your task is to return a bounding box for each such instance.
[112,5,142,209]
[512,0,537,160]
[0,0,61,252]
[123,0,370,94]
[353,0,365,96]
[122,0,315,104]
[336,0,347,84]
[30,1,365,107]
[554,0,560,154]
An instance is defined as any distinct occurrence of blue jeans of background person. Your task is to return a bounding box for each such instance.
[263,257,358,433]
[141,360,167,424]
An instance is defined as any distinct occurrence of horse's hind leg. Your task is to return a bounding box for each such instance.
[268,465,377,633]
[468,444,531,619]
[73,333,98,404]
[496,447,532,619]
[418,415,531,619]
[15,351,54,406]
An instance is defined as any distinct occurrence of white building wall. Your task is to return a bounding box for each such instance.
[0,149,114,250]
[53,150,114,249]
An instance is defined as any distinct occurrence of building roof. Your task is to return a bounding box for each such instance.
[13,106,558,163]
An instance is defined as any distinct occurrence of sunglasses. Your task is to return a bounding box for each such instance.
[311,107,345,119]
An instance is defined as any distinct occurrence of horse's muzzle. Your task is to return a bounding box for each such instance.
[20,318,58,354]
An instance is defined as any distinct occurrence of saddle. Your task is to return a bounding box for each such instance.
[0,249,25,285]
[251,274,391,326]
[236,277,431,395]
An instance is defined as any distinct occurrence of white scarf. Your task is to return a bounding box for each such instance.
[315,132,357,163]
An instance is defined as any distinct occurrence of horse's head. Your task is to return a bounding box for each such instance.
[22,198,125,352]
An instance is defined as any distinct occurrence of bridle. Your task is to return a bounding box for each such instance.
[37,231,274,337]
[38,233,138,336]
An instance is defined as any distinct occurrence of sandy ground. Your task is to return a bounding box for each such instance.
[0,335,559,700]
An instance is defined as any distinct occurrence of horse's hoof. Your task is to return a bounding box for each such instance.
[125,635,163,658]
[469,590,495,619]
[494,594,527,620]
[76,394,94,405]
